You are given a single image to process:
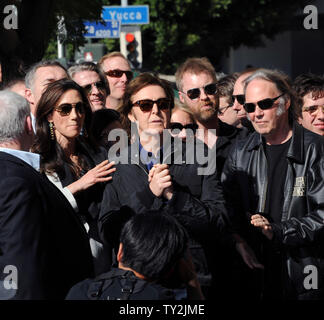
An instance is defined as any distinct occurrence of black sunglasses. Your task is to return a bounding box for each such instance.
[170,122,198,131]
[231,94,245,105]
[82,81,106,95]
[182,83,217,100]
[132,98,171,112]
[55,102,85,116]
[243,93,285,113]
[105,69,133,81]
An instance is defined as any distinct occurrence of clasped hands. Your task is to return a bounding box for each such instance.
[148,164,173,200]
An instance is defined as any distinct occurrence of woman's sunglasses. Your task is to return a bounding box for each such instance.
[105,69,133,81]
[243,93,285,113]
[182,83,217,100]
[132,98,171,112]
[82,81,106,95]
[170,122,198,131]
[54,102,85,116]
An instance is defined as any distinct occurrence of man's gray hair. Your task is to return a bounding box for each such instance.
[0,90,30,143]
[243,68,297,123]
[25,60,67,90]
[68,62,110,95]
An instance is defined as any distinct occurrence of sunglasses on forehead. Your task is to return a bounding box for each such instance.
[54,102,85,116]
[170,122,198,131]
[243,93,285,113]
[182,83,217,100]
[105,69,133,81]
[231,94,245,105]
[132,98,171,112]
[82,81,106,95]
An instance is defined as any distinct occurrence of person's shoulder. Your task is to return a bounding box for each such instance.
[65,278,93,300]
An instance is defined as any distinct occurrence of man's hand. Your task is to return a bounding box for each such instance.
[251,214,273,240]
[148,164,173,199]
[235,239,264,269]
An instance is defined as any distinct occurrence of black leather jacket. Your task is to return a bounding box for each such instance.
[221,123,324,299]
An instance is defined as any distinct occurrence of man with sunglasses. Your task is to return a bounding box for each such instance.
[175,58,252,299]
[293,73,324,136]
[221,68,324,300]
[68,62,109,112]
[98,52,133,110]
[175,57,249,176]
[232,68,258,132]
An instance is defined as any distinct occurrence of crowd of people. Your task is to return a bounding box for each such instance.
[0,51,323,300]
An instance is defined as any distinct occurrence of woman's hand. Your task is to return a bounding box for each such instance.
[67,160,116,194]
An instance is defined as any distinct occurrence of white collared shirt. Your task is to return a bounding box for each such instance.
[0,148,40,171]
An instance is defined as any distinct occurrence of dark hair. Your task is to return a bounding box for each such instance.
[120,212,188,280]
[90,108,121,141]
[117,72,174,139]
[293,73,324,118]
[32,79,96,177]
[217,73,239,100]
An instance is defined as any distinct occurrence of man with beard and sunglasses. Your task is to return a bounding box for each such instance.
[98,52,133,110]
[175,57,249,177]
[175,58,254,299]
[221,68,324,300]
[68,62,110,112]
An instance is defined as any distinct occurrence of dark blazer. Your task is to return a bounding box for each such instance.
[0,152,93,300]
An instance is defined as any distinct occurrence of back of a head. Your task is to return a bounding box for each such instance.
[0,90,30,144]
[120,212,188,281]
[90,108,120,140]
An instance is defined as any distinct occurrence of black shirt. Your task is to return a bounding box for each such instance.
[264,138,291,224]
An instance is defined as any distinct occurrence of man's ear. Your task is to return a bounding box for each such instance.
[179,91,185,104]
[25,88,34,105]
[25,115,34,136]
[117,243,123,263]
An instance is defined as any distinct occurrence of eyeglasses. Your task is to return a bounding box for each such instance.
[54,102,85,116]
[243,93,285,113]
[170,122,198,131]
[231,94,245,105]
[105,69,133,81]
[132,98,171,112]
[182,83,217,100]
[302,104,324,114]
[82,81,106,95]
[218,103,234,115]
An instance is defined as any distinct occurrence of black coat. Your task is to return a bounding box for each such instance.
[221,123,324,299]
[98,137,231,289]
[0,152,93,299]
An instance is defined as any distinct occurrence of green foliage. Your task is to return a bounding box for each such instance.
[132,0,308,73]
[44,0,309,74]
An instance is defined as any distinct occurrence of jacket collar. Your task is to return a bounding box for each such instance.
[247,122,304,163]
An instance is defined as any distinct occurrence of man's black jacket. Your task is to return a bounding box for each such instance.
[221,123,324,299]
[0,152,93,299]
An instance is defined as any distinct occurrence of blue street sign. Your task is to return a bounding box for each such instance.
[83,20,120,38]
[102,5,149,25]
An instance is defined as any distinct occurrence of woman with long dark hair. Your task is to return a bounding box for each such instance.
[32,79,115,275]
